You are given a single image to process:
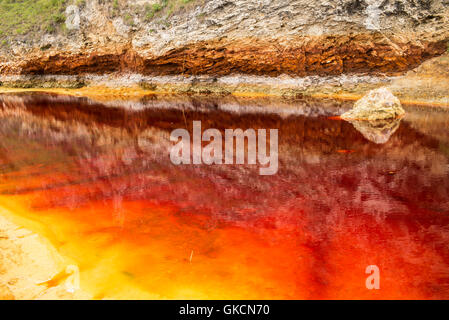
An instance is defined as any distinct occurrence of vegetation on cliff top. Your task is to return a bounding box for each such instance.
[0,0,68,40]
[143,0,195,21]
[0,0,198,45]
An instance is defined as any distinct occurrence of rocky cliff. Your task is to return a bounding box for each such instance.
[0,0,448,78]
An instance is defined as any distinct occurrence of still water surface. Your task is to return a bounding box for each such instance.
[0,92,448,299]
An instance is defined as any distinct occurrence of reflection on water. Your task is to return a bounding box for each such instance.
[347,118,402,144]
[0,92,449,299]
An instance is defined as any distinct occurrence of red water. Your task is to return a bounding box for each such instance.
[0,92,449,299]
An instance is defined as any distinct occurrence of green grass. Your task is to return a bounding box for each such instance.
[144,0,197,22]
[145,2,163,21]
[0,0,201,46]
[0,0,67,39]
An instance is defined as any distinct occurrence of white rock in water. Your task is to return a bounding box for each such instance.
[341,87,405,121]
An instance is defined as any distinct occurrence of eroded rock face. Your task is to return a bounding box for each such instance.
[341,87,405,120]
[0,0,448,77]
[389,53,449,106]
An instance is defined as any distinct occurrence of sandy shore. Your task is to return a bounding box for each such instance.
[0,207,90,300]
[0,72,447,108]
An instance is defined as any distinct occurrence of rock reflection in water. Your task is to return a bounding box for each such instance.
[347,118,402,144]
[0,92,449,299]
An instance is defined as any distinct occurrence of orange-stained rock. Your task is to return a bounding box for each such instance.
[2,35,446,77]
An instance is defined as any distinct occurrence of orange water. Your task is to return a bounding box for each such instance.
[1,93,449,299]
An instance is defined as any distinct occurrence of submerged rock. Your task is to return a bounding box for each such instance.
[341,88,405,121]
[349,118,402,144]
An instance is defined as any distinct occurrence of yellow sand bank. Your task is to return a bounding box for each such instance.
[0,207,91,300]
